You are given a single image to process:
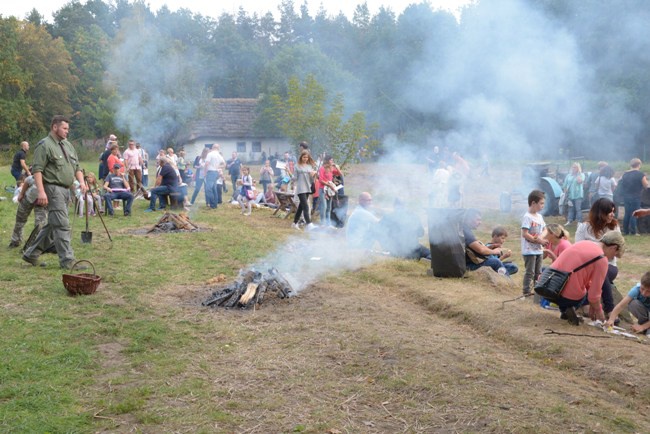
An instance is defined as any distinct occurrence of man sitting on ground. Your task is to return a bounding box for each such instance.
[379,198,431,260]
[346,192,379,249]
[462,209,513,275]
[103,163,133,216]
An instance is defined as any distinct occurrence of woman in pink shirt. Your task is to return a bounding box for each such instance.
[549,231,625,325]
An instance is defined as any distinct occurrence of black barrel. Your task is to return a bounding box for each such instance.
[427,208,466,278]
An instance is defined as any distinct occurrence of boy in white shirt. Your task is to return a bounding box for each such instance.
[521,190,546,296]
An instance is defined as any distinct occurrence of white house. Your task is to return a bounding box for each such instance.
[180,98,287,163]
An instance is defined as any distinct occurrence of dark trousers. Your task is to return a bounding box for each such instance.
[582,264,617,314]
[294,193,311,225]
[148,185,172,210]
[230,174,239,198]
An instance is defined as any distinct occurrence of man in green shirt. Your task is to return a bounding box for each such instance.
[23,115,87,269]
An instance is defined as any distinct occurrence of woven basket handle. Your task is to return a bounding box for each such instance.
[71,260,96,276]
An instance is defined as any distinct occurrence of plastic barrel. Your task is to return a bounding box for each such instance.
[427,208,466,278]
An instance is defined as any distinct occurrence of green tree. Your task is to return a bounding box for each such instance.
[263,74,378,168]
[15,20,77,137]
[67,24,115,138]
[0,17,31,143]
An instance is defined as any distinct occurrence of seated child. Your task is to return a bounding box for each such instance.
[486,225,518,275]
[605,271,650,335]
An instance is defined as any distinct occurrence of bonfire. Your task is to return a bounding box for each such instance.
[202,268,295,310]
[148,212,199,233]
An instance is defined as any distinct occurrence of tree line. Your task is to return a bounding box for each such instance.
[2,0,650,160]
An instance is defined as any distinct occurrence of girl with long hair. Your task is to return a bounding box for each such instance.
[292,150,316,230]
[575,197,621,318]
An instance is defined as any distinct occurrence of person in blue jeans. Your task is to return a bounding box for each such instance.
[462,209,513,275]
[103,164,134,216]
[619,158,648,235]
[190,148,209,205]
[145,158,178,212]
[563,162,585,225]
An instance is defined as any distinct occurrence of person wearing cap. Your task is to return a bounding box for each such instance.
[22,115,87,269]
[103,163,133,216]
[549,231,625,325]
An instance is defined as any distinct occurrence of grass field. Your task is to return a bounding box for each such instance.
[1,160,650,433]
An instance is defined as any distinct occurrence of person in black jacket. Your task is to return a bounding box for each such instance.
[618,158,649,235]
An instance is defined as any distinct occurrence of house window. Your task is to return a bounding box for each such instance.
[237,142,246,152]
[252,141,261,152]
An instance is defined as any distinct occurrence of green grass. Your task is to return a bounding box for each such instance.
[0,160,292,432]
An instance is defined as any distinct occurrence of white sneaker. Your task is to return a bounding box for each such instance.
[291,223,301,230]
[305,223,316,231]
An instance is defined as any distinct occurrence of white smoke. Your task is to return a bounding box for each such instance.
[403,0,641,159]
[105,14,207,154]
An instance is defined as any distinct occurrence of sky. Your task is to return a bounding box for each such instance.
[0,0,471,22]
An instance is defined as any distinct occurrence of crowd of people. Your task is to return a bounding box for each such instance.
[6,121,650,338]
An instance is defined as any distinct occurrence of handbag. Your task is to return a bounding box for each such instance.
[534,255,604,301]
[310,181,316,195]
[244,188,255,200]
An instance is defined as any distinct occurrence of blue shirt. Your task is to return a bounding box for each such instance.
[627,283,650,310]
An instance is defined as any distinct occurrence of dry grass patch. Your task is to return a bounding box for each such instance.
[123,256,650,433]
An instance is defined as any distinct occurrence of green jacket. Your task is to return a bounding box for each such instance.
[32,133,81,187]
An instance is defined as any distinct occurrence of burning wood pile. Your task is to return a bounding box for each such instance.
[148,212,199,233]
[202,268,295,310]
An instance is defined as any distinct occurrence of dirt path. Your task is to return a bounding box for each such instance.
[153,258,650,433]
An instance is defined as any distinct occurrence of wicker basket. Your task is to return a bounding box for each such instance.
[62,260,101,296]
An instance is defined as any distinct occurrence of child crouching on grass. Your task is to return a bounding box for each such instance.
[486,226,518,275]
[605,271,650,335]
